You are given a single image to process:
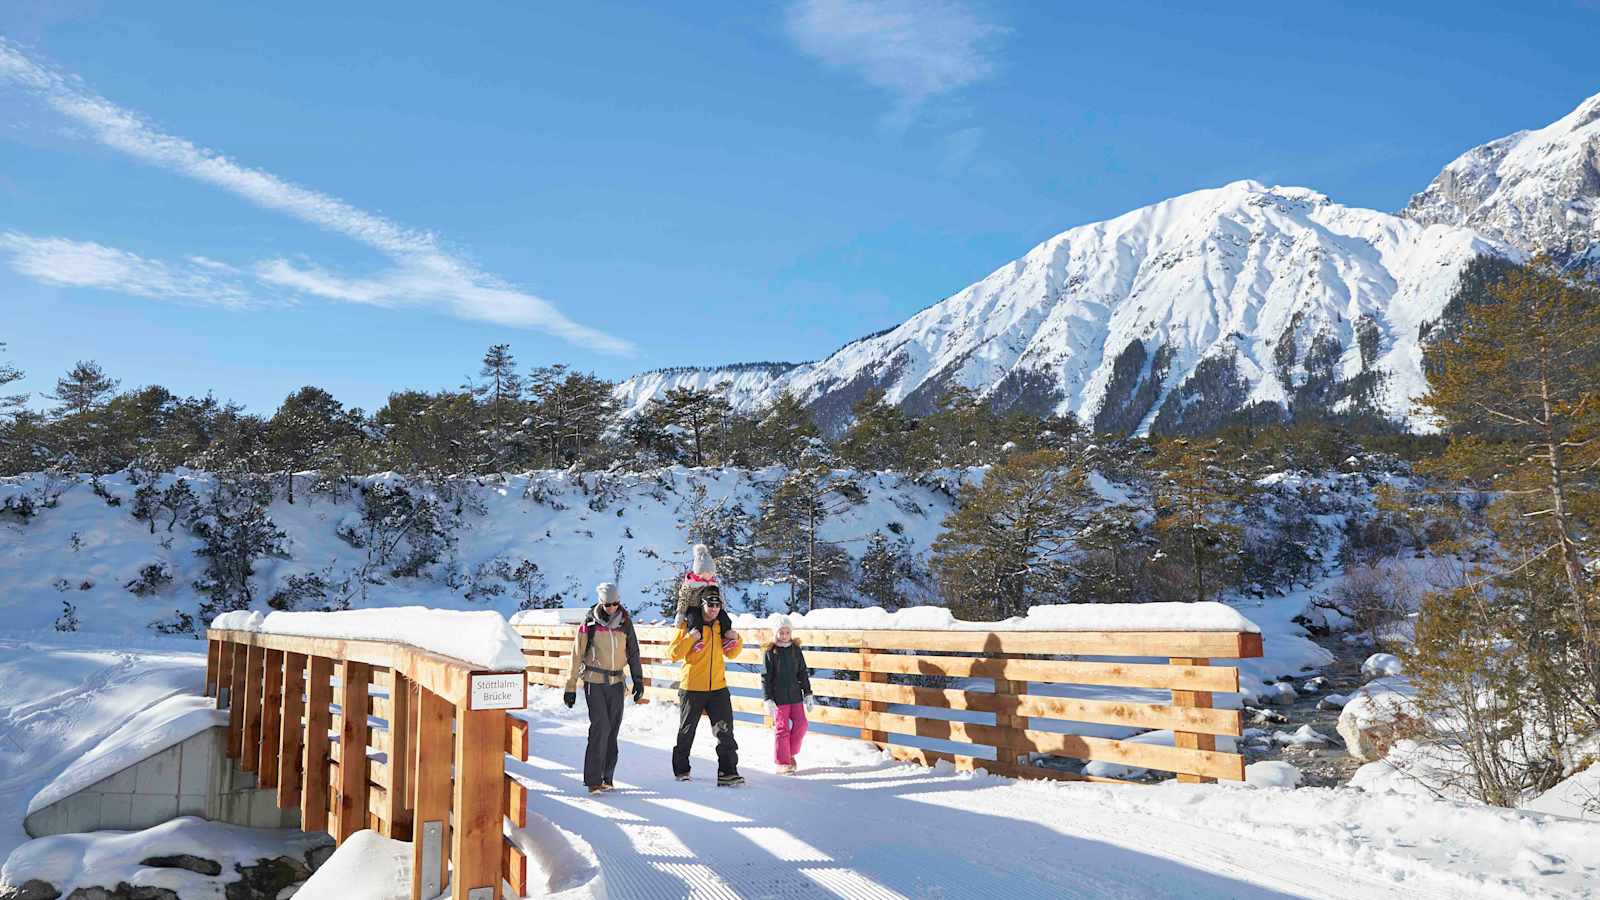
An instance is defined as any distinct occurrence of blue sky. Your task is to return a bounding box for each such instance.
[1,1,1596,413]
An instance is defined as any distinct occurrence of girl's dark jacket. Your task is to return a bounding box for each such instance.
[761,641,812,706]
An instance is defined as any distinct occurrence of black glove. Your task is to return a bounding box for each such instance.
[563,691,576,709]
[633,683,645,702]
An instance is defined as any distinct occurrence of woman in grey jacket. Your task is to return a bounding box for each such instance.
[563,583,644,793]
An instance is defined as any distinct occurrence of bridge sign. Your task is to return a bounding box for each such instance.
[469,672,527,710]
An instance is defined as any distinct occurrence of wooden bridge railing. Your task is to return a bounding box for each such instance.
[518,622,1263,783]
[206,628,531,899]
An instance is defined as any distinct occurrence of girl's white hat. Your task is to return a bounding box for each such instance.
[770,613,794,631]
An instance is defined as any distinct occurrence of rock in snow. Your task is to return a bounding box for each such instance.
[1338,677,1416,761]
[1245,761,1303,788]
[1360,653,1404,679]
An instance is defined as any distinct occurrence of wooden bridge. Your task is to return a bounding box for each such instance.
[207,617,1262,898]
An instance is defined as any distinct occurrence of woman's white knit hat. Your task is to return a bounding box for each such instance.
[596,582,620,605]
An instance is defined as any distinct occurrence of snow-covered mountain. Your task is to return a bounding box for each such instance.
[1404,90,1600,264]
[619,181,1503,435]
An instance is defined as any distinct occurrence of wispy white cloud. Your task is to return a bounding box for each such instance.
[0,40,632,354]
[784,0,1006,125]
[0,232,258,308]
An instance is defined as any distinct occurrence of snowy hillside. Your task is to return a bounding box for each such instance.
[1405,91,1600,264]
[618,181,1506,435]
[611,363,802,420]
[0,467,956,636]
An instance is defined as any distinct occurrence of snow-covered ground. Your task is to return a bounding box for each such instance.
[513,686,1600,898]
[0,633,206,860]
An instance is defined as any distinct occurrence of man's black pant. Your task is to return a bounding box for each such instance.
[583,680,625,787]
[672,687,739,777]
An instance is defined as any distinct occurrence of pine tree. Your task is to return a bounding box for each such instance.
[267,386,359,504]
[837,389,918,471]
[751,392,819,467]
[528,365,616,468]
[0,342,25,421]
[931,449,1094,619]
[48,360,118,417]
[473,344,524,469]
[755,465,862,612]
[1071,503,1150,603]
[654,385,732,467]
[858,530,914,611]
[1149,438,1248,603]
[1418,257,1600,711]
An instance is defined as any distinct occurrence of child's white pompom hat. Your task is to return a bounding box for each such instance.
[686,543,719,585]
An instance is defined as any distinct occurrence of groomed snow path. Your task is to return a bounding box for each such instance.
[514,692,1596,899]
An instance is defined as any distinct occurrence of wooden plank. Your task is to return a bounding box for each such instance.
[1170,657,1218,784]
[506,716,529,762]
[452,707,504,900]
[302,656,334,834]
[504,840,529,898]
[333,661,372,842]
[507,778,528,829]
[862,711,1244,781]
[857,629,1263,659]
[241,643,265,772]
[227,641,247,758]
[1011,693,1241,737]
[215,640,235,705]
[205,638,221,697]
[386,670,413,840]
[862,653,1237,692]
[258,648,284,788]
[413,689,453,900]
[277,651,306,809]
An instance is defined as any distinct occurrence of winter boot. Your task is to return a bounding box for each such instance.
[717,772,745,787]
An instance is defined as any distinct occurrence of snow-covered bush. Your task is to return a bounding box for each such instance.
[191,475,288,619]
[124,562,173,597]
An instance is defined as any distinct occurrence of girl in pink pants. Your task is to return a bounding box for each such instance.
[761,615,814,774]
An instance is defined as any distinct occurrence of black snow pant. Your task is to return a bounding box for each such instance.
[583,681,625,788]
[672,687,739,778]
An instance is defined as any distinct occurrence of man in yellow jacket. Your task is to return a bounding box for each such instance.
[669,587,744,785]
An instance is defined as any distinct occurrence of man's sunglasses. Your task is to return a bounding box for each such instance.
[603,600,621,607]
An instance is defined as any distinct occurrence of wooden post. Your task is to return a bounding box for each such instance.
[227,642,248,758]
[858,646,887,747]
[452,707,504,900]
[259,648,284,787]
[278,651,307,809]
[386,671,413,840]
[1170,657,1217,784]
[302,656,334,834]
[241,643,265,771]
[334,661,372,842]
[993,668,1027,767]
[205,638,221,697]
[413,689,453,900]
